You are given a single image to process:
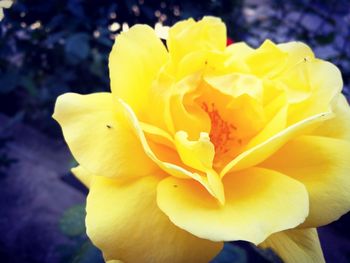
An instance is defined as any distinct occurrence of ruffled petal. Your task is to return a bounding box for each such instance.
[220,111,332,177]
[109,24,168,117]
[86,175,223,263]
[260,228,325,263]
[246,40,288,77]
[168,74,211,138]
[157,167,308,244]
[174,131,214,172]
[53,92,158,178]
[119,99,227,203]
[167,16,226,65]
[205,73,263,102]
[287,59,343,124]
[224,42,254,73]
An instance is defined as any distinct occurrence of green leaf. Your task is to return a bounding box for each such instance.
[72,240,104,263]
[59,204,86,237]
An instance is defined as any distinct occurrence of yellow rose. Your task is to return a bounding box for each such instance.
[53,17,350,263]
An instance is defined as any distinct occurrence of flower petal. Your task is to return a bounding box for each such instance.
[224,42,254,73]
[174,131,214,172]
[119,98,218,191]
[157,167,308,244]
[246,106,288,148]
[71,165,91,188]
[86,175,223,262]
[277,41,315,67]
[205,73,263,102]
[118,98,193,178]
[287,59,343,124]
[220,111,332,177]
[261,135,350,227]
[53,92,158,178]
[167,16,226,65]
[271,42,314,104]
[313,94,350,140]
[109,24,168,117]
[168,74,211,138]
[173,130,225,203]
[260,228,325,263]
[246,40,288,77]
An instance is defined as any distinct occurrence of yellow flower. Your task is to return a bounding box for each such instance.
[53,17,350,263]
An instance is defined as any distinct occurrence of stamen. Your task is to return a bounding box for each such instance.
[201,102,238,154]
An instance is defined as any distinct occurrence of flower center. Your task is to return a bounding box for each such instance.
[201,102,239,154]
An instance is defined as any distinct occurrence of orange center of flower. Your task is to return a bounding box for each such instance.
[201,102,238,154]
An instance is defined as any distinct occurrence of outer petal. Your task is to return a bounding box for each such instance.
[53,92,158,178]
[86,175,223,263]
[313,94,350,140]
[287,59,343,124]
[277,41,314,67]
[272,41,315,104]
[260,228,325,263]
[71,165,91,188]
[157,167,308,244]
[261,135,350,227]
[109,24,168,117]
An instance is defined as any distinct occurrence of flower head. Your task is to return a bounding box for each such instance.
[54,17,350,263]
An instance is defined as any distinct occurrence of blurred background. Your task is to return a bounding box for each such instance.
[1,0,350,262]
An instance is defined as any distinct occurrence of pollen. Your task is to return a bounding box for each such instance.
[201,102,237,154]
